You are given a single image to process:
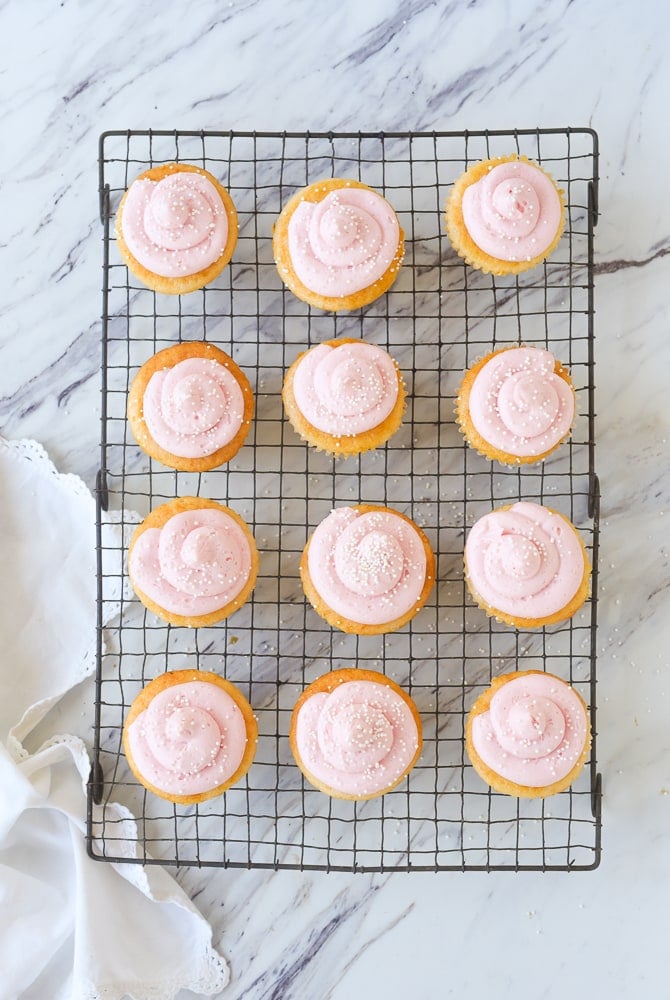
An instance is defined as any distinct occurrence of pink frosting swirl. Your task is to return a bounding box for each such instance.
[307,508,428,626]
[465,502,586,620]
[129,507,253,617]
[121,171,229,277]
[468,347,574,457]
[288,186,400,296]
[143,358,245,458]
[461,161,562,261]
[471,673,588,787]
[126,679,248,796]
[295,679,420,796]
[292,342,399,435]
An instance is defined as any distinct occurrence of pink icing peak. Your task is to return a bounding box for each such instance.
[126,679,249,796]
[143,357,246,459]
[465,502,585,621]
[468,347,574,458]
[307,507,428,626]
[287,185,400,297]
[129,507,253,618]
[461,160,562,262]
[121,170,229,278]
[295,679,420,796]
[471,673,588,787]
[292,341,399,436]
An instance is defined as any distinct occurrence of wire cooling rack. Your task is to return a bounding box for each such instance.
[88,129,600,871]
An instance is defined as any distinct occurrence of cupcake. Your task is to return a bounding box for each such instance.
[272,178,404,311]
[464,501,591,629]
[127,342,254,471]
[115,163,238,294]
[128,497,259,628]
[456,345,575,465]
[445,155,565,275]
[282,338,405,456]
[289,668,422,800]
[123,669,257,804]
[301,505,435,635]
[465,671,591,798]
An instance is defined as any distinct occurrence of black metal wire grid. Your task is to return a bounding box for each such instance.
[88,129,601,871]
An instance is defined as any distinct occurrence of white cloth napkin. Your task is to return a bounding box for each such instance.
[0,438,230,1000]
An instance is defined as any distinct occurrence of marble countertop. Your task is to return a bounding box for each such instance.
[1,1,669,998]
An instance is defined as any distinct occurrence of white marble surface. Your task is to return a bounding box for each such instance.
[1,1,669,998]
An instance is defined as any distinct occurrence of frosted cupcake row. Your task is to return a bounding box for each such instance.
[128,339,576,470]
[123,666,590,807]
[115,156,565,302]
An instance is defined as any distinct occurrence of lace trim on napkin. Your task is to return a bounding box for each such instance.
[75,957,230,1000]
